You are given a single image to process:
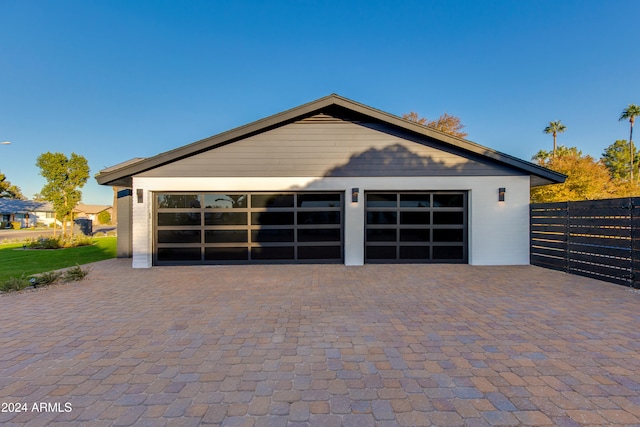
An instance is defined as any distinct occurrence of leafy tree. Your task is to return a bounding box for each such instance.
[403,112,468,138]
[610,179,640,198]
[531,145,615,202]
[36,152,90,238]
[531,146,580,165]
[601,140,640,181]
[531,149,552,164]
[619,104,640,181]
[402,112,426,125]
[97,210,111,225]
[543,120,566,159]
[0,171,25,199]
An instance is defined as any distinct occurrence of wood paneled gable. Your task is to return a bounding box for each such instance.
[138,116,518,178]
[96,94,566,187]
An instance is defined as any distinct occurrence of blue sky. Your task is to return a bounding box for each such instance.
[1,0,638,204]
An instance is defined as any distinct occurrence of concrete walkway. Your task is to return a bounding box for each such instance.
[1,260,639,426]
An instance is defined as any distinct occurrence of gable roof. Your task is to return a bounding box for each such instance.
[95,94,565,187]
[0,199,53,214]
[74,204,112,215]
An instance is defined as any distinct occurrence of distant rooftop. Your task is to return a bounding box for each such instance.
[0,199,53,214]
[74,204,112,214]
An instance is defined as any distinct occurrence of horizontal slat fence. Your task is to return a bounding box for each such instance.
[531,197,640,288]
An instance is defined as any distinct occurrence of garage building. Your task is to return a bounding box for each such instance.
[96,94,564,267]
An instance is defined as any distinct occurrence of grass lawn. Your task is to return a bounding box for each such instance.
[0,236,116,282]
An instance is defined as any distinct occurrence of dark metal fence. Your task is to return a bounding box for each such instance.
[530,197,640,288]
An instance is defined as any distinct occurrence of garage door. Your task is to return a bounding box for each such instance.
[365,192,467,263]
[154,192,343,264]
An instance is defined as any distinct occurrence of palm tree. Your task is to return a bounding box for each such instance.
[543,120,567,159]
[619,104,640,181]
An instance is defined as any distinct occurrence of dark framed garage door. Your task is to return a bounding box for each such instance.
[365,191,467,263]
[154,192,343,265]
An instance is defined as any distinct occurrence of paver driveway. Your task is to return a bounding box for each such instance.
[1,260,639,427]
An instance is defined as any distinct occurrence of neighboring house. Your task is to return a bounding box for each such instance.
[74,204,112,224]
[0,199,57,228]
[96,94,565,268]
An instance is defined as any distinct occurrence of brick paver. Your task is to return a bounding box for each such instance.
[1,259,640,426]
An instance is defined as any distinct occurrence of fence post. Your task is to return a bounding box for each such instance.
[632,197,640,289]
[564,201,570,274]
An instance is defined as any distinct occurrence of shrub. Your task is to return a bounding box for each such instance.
[0,275,30,292]
[64,235,93,248]
[97,210,111,225]
[27,236,63,249]
[25,235,94,249]
[11,221,21,230]
[33,271,61,287]
[63,265,89,282]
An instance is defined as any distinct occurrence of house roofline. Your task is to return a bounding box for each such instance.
[95,94,566,187]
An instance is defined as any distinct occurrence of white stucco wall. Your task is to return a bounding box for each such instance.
[131,175,531,268]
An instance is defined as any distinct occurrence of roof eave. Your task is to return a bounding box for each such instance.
[327,97,567,185]
[96,94,344,186]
